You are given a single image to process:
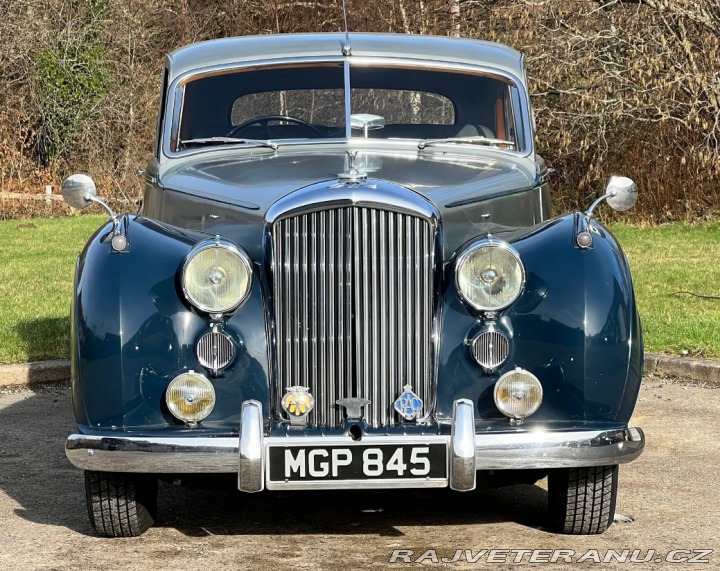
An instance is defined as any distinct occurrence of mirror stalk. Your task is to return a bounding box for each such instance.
[584,192,612,219]
[86,195,118,225]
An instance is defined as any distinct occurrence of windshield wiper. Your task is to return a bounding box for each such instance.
[418,136,515,150]
[180,137,278,151]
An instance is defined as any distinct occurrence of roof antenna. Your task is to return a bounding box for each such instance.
[341,0,352,55]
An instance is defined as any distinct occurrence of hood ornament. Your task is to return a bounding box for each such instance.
[338,150,367,181]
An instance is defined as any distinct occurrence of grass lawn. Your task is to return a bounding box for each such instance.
[612,222,720,358]
[0,216,718,363]
[0,215,106,363]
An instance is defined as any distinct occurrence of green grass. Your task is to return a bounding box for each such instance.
[0,216,718,363]
[611,222,720,358]
[0,215,106,364]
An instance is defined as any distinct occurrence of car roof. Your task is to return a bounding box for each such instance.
[166,32,525,83]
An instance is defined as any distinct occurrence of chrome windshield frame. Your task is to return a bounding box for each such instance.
[162,55,534,160]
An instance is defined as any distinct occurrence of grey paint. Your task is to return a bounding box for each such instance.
[144,148,545,260]
[166,33,525,83]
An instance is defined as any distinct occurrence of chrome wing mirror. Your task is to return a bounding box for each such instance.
[585,176,638,218]
[61,174,117,221]
[62,174,127,250]
[577,176,638,249]
[606,176,639,212]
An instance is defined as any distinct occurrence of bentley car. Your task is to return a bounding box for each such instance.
[62,32,645,537]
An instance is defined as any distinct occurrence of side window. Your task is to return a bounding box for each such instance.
[155,67,169,158]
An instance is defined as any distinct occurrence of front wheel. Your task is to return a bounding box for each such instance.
[84,471,158,537]
[547,465,618,534]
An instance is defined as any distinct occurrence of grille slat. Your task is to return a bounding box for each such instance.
[272,205,434,428]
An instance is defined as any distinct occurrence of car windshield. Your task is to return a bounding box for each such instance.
[176,62,522,150]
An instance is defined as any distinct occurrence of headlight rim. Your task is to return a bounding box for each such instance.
[455,237,526,313]
[181,239,253,314]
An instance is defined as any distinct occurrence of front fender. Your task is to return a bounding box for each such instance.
[436,213,643,429]
[70,216,271,432]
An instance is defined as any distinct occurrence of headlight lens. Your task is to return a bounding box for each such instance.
[494,368,543,419]
[182,241,252,313]
[456,238,524,311]
[166,371,216,424]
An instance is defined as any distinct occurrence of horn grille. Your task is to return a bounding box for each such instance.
[471,329,509,372]
[197,330,235,373]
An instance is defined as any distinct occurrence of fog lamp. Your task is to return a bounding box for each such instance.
[166,371,216,425]
[494,368,542,419]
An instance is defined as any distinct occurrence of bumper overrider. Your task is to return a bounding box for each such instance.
[65,399,645,492]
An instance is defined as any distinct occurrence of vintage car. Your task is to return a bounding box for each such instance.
[62,32,644,537]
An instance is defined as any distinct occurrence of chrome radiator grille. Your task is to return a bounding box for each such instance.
[271,206,435,427]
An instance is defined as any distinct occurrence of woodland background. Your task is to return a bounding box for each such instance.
[1,0,719,222]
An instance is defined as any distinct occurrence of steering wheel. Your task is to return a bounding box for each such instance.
[227,115,323,138]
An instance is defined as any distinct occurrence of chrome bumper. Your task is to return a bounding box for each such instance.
[66,399,645,492]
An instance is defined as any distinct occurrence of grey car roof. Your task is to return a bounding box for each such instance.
[166,32,525,83]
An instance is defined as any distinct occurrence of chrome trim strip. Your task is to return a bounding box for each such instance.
[344,59,352,139]
[238,400,265,492]
[450,399,476,491]
[65,427,644,475]
[265,184,439,224]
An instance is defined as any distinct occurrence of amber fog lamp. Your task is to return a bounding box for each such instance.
[494,368,543,420]
[182,240,252,314]
[166,371,216,424]
[456,238,525,312]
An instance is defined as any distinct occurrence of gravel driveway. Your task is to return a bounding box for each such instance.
[0,377,718,570]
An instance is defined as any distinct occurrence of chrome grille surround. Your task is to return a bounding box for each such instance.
[470,327,510,372]
[267,185,440,428]
[197,329,235,374]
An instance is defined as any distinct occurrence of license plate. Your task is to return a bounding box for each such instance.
[267,443,447,485]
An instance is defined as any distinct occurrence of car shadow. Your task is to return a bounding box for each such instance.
[0,384,551,538]
[14,316,70,364]
[158,480,550,538]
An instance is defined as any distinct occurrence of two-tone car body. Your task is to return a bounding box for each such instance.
[62,32,644,537]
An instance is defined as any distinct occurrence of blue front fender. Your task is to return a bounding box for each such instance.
[436,213,643,429]
[70,216,272,432]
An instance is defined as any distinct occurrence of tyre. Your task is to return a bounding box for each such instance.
[84,471,158,537]
[547,465,618,534]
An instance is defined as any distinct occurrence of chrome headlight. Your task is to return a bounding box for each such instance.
[182,240,252,314]
[456,238,525,312]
